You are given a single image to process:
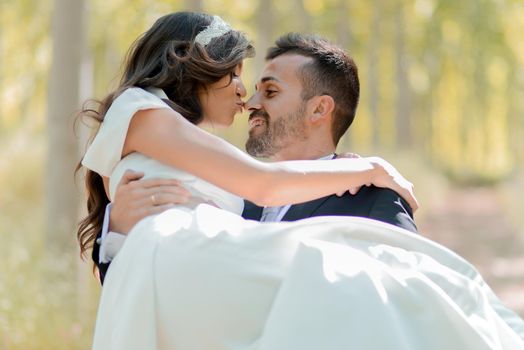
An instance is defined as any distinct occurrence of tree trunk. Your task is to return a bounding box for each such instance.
[254,0,275,71]
[46,0,86,257]
[336,0,353,149]
[294,0,312,33]
[336,0,351,49]
[394,1,411,148]
[368,0,381,150]
[76,1,95,323]
[183,0,204,12]
[0,30,3,133]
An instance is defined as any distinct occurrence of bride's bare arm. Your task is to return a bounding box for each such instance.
[124,108,417,210]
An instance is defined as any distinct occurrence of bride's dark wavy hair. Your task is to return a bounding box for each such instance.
[76,11,254,262]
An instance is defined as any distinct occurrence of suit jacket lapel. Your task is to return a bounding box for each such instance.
[282,196,332,221]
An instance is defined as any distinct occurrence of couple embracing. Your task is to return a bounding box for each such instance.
[78,11,524,350]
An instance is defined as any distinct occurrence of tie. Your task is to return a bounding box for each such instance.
[261,206,282,222]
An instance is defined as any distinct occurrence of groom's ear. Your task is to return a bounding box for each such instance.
[308,95,335,124]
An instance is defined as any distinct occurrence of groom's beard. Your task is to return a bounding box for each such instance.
[245,105,308,158]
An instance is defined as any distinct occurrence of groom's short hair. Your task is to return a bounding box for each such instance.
[266,33,359,146]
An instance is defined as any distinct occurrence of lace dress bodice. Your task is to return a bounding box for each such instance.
[82,87,244,215]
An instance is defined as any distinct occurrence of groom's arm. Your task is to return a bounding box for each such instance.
[366,187,418,233]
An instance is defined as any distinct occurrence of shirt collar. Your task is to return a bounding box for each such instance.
[318,153,336,160]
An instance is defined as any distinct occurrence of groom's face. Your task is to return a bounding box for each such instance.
[244,54,312,158]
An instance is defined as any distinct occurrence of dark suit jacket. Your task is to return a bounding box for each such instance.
[243,185,417,232]
[94,186,416,283]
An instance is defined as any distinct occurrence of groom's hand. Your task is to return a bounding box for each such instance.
[110,169,191,234]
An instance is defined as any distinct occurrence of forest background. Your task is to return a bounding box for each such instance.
[1,0,523,348]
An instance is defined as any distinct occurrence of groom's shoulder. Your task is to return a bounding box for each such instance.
[354,186,414,215]
[242,200,263,220]
[352,186,417,232]
[334,185,402,207]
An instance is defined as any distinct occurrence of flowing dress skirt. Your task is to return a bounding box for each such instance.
[92,204,524,350]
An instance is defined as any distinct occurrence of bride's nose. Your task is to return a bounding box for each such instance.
[236,80,247,98]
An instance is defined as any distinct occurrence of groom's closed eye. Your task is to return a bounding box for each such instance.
[264,89,277,98]
[256,76,281,91]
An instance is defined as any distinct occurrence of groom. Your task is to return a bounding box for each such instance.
[242,34,416,226]
[93,33,417,282]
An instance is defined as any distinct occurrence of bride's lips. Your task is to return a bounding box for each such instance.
[236,102,244,113]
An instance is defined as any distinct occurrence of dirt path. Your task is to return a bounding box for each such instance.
[417,186,524,317]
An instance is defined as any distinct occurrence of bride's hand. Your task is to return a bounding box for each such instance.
[336,152,363,196]
[366,157,419,212]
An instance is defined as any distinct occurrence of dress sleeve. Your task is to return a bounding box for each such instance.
[82,88,170,177]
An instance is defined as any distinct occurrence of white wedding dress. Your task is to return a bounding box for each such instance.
[84,87,524,350]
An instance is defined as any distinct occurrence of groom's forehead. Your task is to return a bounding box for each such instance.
[259,54,313,85]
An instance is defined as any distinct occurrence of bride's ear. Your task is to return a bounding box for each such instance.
[308,95,335,123]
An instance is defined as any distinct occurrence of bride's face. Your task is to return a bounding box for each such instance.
[198,63,246,128]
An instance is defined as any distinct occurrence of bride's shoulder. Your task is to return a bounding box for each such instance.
[105,87,170,120]
[114,87,164,104]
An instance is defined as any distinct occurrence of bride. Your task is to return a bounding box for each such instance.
[78,11,524,350]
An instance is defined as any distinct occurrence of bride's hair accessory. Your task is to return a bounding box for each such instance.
[194,15,232,47]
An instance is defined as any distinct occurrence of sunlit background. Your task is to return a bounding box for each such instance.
[1,0,523,348]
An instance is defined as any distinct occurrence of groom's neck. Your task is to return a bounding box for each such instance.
[270,143,336,162]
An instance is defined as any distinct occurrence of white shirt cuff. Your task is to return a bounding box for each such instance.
[100,232,126,263]
[98,203,126,263]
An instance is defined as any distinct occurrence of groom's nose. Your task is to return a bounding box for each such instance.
[244,93,261,112]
